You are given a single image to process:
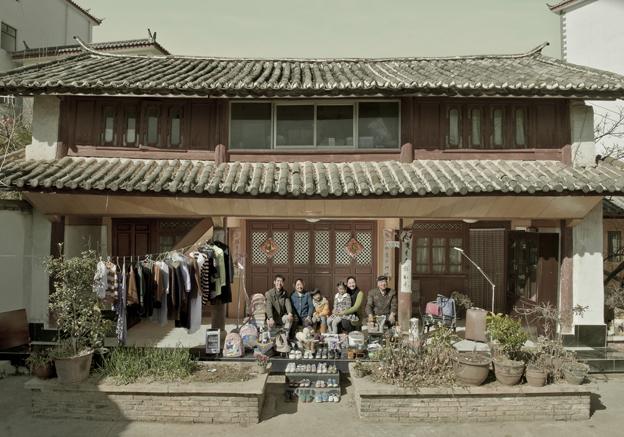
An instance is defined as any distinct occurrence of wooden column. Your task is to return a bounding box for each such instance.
[398,228,413,333]
[560,220,574,334]
[212,219,227,337]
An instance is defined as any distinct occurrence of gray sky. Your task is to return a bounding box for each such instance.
[80,0,561,59]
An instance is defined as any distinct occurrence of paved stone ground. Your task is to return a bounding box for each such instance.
[1,373,624,437]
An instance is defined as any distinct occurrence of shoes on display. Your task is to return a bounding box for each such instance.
[322,392,329,402]
[328,350,335,359]
[289,350,296,359]
[311,364,316,373]
[316,349,322,359]
[295,350,303,360]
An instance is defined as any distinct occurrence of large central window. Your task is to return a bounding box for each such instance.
[230,100,399,150]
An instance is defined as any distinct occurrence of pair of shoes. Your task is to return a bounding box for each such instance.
[314,392,323,403]
[288,350,296,359]
[315,349,322,359]
[286,362,297,373]
[328,393,340,402]
[295,350,303,360]
[300,378,310,387]
[303,350,312,359]
[310,364,316,373]
[315,380,326,388]
[328,349,335,359]
[328,364,337,373]
[326,378,337,387]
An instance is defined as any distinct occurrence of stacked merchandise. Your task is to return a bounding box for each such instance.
[284,362,341,403]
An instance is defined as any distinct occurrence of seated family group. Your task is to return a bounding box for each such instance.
[264,274,397,339]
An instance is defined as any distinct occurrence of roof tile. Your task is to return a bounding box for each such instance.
[2,44,624,99]
[2,158,624,198]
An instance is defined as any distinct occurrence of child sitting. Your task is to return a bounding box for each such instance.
[327,282,358,334]
[311,288,329,333]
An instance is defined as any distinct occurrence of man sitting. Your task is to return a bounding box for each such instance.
[366,275,397,328]
[265,274,294,336]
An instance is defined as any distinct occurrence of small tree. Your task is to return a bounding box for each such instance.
[45,248,112,357]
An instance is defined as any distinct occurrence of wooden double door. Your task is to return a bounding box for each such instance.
[246,220,377,305]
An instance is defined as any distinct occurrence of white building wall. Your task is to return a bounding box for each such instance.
[0,0,93,71]
[573,202,604,325]
[26,95,61,160]
[562,0,624,156]
[0,204,51,326]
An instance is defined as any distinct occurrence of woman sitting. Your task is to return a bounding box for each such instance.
[290,278,313,329]
[339,276,366,333]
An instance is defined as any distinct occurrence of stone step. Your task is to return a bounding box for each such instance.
[575,347,624,373]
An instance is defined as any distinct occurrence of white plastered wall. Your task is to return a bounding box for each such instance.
[0,205,51,326]
[570,101,596,167]
[573,202,604,326]
[26,95,60,160]
[562,0,624,158]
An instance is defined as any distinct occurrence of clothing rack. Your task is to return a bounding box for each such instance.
[104,238,226,264]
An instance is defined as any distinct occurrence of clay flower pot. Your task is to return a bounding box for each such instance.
[493,358,525,386]
[525,365,548,387]
[455,353,492,386]
[54,350,93,384]
[563,363,589,385]
[31,363,54,379]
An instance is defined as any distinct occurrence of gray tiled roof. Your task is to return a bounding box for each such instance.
[11,39,170,59]
[2,44,624,98]
[604,197,624,218]
[2,157,624,198]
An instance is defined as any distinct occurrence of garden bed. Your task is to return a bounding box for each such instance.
[25,362,268,424]
[349,363,592,423]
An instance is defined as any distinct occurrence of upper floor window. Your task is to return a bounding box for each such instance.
[492,108,504,147]
[470,108,481,147]
[515,108,526,147]
[230,103,271,149]
[229,100,399,150]
[447,108,461,147]
[1,22,17,52]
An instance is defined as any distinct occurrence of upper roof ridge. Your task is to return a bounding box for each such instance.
[74,36,551,63]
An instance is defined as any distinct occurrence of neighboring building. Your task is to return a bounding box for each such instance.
[0,0,101,71]
[549,0,624,300]
[550,0,624,157]
[0,1,170,329]
[2,43,624,347]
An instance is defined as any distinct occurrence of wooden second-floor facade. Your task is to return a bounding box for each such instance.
[59,95,571,162]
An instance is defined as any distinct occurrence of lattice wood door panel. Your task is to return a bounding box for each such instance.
[246,221,377,301]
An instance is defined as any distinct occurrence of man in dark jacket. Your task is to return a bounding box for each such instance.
[366,275,397,327]
[265,275,293,332]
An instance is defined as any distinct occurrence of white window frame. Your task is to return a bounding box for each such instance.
[228,99,401,150]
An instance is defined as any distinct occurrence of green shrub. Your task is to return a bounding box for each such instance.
[486,313,528,361]
[98,346,197,385]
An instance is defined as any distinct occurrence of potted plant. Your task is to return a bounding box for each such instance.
[454,351,491,386]
[45,249,112,384]
[25,350,54,379]
[451,291,473,319]
[525,353,549,387]
[487,313,528,386]
[562,362,589,385]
